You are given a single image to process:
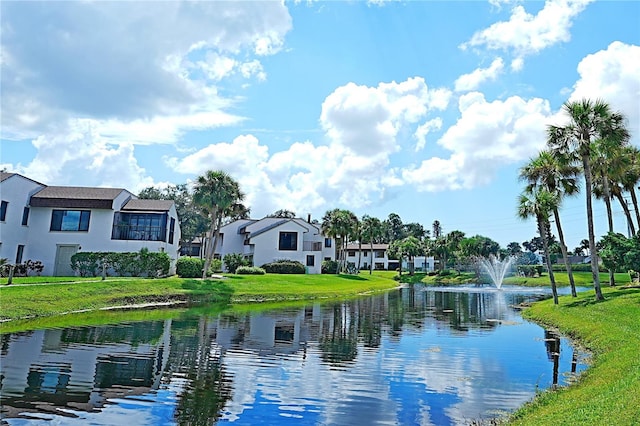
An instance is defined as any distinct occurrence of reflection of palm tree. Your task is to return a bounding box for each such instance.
[319,304,358,364]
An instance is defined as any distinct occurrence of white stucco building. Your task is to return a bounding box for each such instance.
[345,243,435,272]
[213,217,335,274]
[0,172,181,276]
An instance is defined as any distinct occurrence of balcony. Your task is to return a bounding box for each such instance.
[303,241,323,251]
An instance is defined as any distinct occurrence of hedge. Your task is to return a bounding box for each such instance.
[176,257,204,278]
[262,260,306,274]
[70,249,171,277]
[236,266,266,275]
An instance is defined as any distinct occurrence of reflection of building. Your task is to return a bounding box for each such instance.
[0,321,171,418]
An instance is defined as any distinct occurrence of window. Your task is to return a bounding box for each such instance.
[168,217,175,244]
[111,212,167,241]
[0,201,7,221]
[306,255,315,267]
[15,245,24,264]
[348,250,356,257]
[375,250,385,258]
[324,238,332,248]
[50,210,90,231]
[279,231,297,251]
[363,250,369,256]
[375,262,385,270]
[22,207,30,226]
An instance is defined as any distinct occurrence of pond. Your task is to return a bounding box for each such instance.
[0,285,588,425]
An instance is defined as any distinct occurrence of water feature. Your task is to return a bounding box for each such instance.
[479,254,514,289]
[0,286,587,425]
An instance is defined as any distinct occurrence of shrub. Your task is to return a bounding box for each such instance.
[70,250,171,278]
[236,266,266,275]
[262,260,306,274]
[223,253,249,273]
[321,260,339,274]
[210,259,223,273]
[177,257,204,278]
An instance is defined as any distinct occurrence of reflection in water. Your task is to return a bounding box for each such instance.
[1,286,588,425]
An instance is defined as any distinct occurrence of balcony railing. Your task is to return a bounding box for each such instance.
[112,225,166,241]
[303,241,323,251]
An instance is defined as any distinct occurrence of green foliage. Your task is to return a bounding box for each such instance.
[517,264,544,277]
[223,253,248,273]
[551,263,599,272]
[210,259,223,273]
[236,266,266,275]
[177,257,204,278]
[599,232,640,273]
[321,260,339,274]
[261,260,306,274]
[70,249,171,278]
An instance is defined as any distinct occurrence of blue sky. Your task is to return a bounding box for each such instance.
[1,0,638,249]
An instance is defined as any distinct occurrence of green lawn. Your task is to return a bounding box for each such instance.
[509,285,640,425]
[0,271,399,332]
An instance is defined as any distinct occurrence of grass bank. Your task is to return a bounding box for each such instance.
[0,271,399,332]
[417,271,630,287]
[508,285,640,425]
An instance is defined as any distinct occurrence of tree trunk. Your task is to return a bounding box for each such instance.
[357,240,362,271]
[539,217,558,305]
[201,208,219,279]
[369,241,374,275]
[553,208,576,297]
[614,191,637,236]
[602,184,616,287]
[583,153,604,301]
[630,187,640,235]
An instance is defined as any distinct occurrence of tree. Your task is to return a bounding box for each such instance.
[518,188,559,305]
[404,222,427,240]
[193,171,244,279]
[519,149,579,297]
[522,236,544,254]
[361,215,383,275]
[619,146,640,234]
[384,213,405,242]
[547,98,630,301]
[432,220,442,239]
[321,209,357,273]
[388,236,423,276]
[268,209,296,218]
[506,242,523,256]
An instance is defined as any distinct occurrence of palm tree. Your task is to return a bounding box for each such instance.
[321,209,357,273]
[517,188,559,305]
[519,150,579,297]
[620,146,640,233]
[547,99,629,301]
[361,215,383,274]
[193,170,244,279]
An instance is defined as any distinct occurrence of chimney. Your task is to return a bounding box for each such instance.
[307,213,311,223]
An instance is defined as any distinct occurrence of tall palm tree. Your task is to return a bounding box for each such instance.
[193,170,244,279]
[361,215,383,275]
[620,146,640,233]
[517,188,559,305]
[519,149,580,297]
[547,99,629,301]
[321,209,357,273]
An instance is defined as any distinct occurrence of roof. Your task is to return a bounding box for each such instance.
[122,199,174,212]
[30,186,129,209]
[0,171,45,186]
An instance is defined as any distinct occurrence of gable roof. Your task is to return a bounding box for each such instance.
[0,171,45,186]
[30,186,130,209]
[122,199,174,212]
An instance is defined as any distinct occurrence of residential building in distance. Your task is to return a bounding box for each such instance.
[211,217,335,274]
[345,243,435,272]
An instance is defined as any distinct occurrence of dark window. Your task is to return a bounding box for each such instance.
[324,238,332,248]
[306,255,315,267]
[375,250,385,258]
[112,212,167,241]
[0,201,8,221]
[348,250,356,257]
[168,217,176,244]
[363,250,370,256]
[22,207,30,226]
[15,245,24,264]
[279,232,297,251]
[51,210,90,231]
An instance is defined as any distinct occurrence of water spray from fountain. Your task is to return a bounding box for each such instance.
[479,254,514,289]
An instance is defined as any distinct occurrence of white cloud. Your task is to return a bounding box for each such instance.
[169,78,452,216]
[403,93,552,191]
[454,58,505,92]
[414,118,443,151]
[461,0,593,65]
[0,1,292,140]
[568,41,640,144]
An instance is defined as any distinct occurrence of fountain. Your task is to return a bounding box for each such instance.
[479,254,514,289]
